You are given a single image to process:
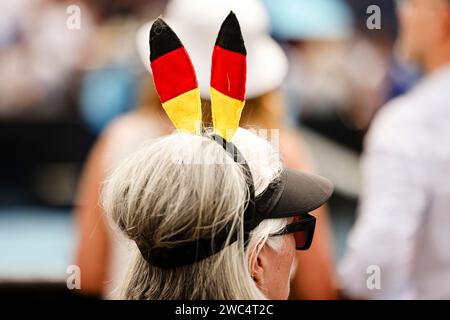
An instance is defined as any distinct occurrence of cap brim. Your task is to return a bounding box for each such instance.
[268,169,334,218]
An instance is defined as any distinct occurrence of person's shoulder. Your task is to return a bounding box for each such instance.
[103,112,147,136]
[372,68,450,132]
[369,94,415,135]
[367,83,450,163]
[104,110,168,142]
[100,110,170,170]
[365,93,425,159]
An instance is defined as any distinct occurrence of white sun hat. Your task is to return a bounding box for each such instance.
[136,0,288,99]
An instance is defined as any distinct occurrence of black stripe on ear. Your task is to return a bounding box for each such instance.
[149,18,183,62]
[215,11,246,55]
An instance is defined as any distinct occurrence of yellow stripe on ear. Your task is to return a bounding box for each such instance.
[162,88,202,134]
[210,87,245,141]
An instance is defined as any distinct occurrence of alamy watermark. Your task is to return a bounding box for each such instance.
[366,5,381,30]
[66,264,81,290]
[66,5,81,30]
[366,265,382,290]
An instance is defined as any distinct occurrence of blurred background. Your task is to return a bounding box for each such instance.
[0,0,420,298]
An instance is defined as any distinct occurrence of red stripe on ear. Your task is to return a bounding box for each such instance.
[210,45,246,101]
[151,47,198,103]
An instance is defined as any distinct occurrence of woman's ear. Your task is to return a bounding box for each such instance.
[249,236,295,300]
[249,242,269,291]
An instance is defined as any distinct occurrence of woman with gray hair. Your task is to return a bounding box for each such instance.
[102,127,332,299]
[101,14,333,299]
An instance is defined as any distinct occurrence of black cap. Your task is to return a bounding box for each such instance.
[261,169,334,219]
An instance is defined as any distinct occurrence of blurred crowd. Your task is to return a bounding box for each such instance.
[0,0,413,129]
[2,0,450,300]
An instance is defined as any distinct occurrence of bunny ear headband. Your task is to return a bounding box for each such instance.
[139,12,333,269]
[149,11,246,141]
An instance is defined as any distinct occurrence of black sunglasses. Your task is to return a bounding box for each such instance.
[270,213,316,250]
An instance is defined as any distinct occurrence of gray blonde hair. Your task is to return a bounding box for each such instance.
[102,128,288,299]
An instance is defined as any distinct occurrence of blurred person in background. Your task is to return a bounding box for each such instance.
[78,0,168,134]
[0,0,94,118]
[339,0,450,299]
[263,0,358,126]
[76,0,337,299]
[264,0,418,152]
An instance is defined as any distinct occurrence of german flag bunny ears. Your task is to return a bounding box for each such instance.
[149,18,202,134]
[149,12,246,141]
[210,12,247,141]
